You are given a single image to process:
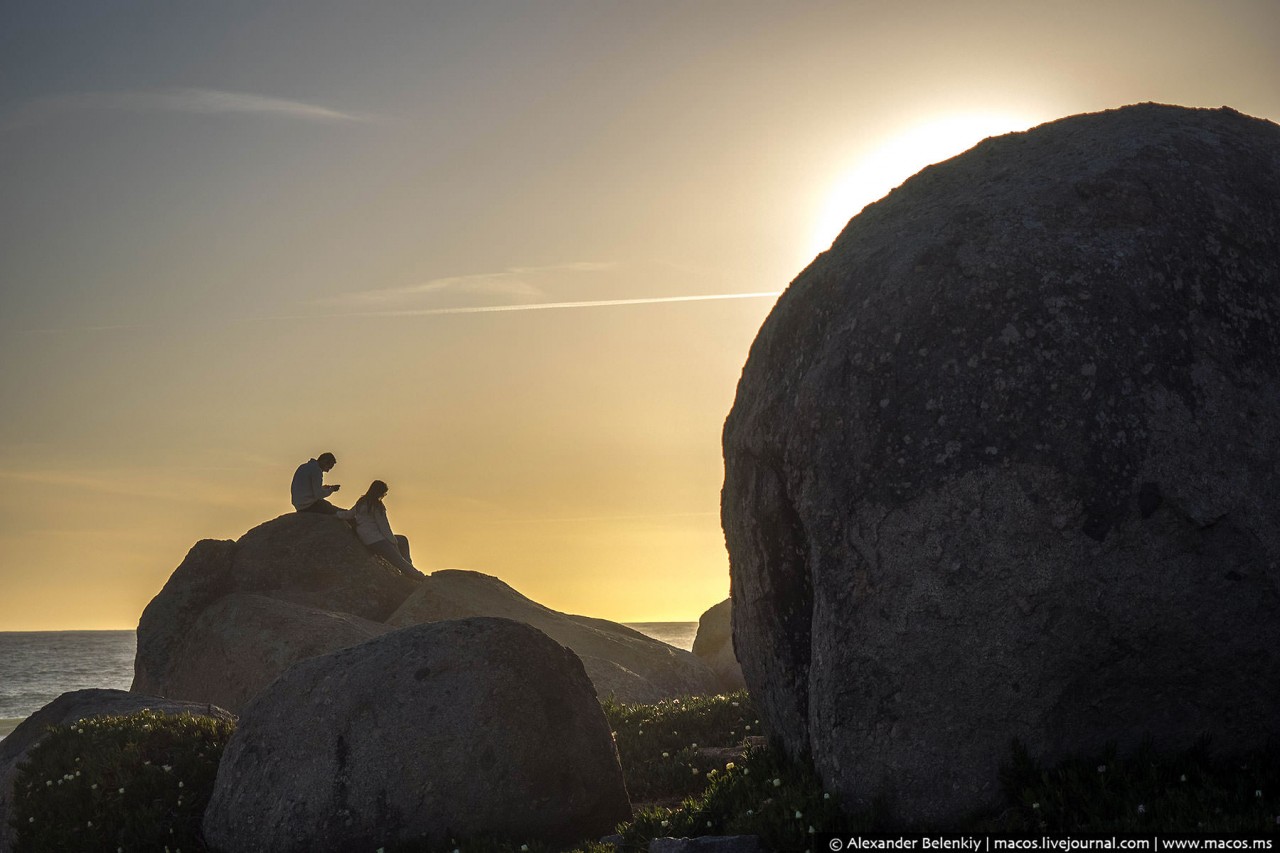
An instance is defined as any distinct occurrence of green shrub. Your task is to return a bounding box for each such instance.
[617,743,870,852]
[602,691,761,802]
[11,709,235,853]
[987,738,1280,835]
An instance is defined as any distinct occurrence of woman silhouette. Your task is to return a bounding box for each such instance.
[340,480,423,579]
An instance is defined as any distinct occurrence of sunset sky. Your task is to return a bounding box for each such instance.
[2,1,1278,630]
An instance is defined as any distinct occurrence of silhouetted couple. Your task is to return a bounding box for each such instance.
[290,452,423,579]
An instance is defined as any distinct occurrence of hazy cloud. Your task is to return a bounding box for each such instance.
[322,262,616,306]
[3,87,367,133]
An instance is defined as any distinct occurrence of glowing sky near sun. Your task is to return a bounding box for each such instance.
[1,1,1278,630]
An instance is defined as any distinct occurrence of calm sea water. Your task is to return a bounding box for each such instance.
[0,631,136,740]
[0,623,696,741]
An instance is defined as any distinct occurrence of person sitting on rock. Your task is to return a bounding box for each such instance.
[291,452,343,514]
[339,480,424,579]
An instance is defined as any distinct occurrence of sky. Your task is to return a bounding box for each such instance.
[1,1,1278,630]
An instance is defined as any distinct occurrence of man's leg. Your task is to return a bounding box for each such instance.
[299,499,339,515]
[395,535,412,563]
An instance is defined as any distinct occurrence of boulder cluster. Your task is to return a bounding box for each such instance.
[723,103,1280,824]
[3,511,742,850]
[135,513,727,712]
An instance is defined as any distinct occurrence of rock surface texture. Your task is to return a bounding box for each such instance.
[203,618,631,852]
[0,689,233,852]
[389,569,722,703]
[132,513,418,707]
[161,593,392,713]
[721,104,1280,824]
[691,599,746,691]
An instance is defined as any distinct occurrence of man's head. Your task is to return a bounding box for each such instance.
[317,452,337,471]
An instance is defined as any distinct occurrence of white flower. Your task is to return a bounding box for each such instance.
[119,788,125,794]
[747,809,754,816]
[692,743,698,748]
[726,762,736,771]
[1032,802,1040,810]
[732,701,740,707]
[87,821,93,828]
[163,765,173,772]
[795,810,803,819]
[743,768,749,776]
[706,821,712,828]
[663,752,670,758]
[692,768,700,775]
[661,820,670,828]
[1180,774,1187,782]
[1257,790,1264,798]
[745,725,751,730]
[92,784,98,790]
[178,781,184,788]
[28,817,34,824]
[810,827,816,834]
[773,778,782,787]
[824,793,830,800]
[45,781,52,787]
[1138,804,1146,814]
[1097,765,1106,773]
[521,846,529,852]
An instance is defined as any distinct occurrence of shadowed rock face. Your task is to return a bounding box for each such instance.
[203,618,631,852]
[691,599,746,691]
[388,569,723,703]
[0,689,234,852]
[132,513,418,704]
[722,104,1280,824]
[161,593,393,713]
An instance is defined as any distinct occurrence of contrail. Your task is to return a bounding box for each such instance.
[17,291,783,334]
[327,291,783,319]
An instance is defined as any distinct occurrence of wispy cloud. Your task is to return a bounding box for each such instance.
[3,87,367,133]
[288,290,782,320]
[320,262,616,306]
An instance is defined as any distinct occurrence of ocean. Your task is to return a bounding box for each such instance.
[0,622,697,741]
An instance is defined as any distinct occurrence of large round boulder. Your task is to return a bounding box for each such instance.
[722,104,1280,824]
[203,617,631,852]
[389,569,722,703]
[133,513,418,700]
[0,689,234,852]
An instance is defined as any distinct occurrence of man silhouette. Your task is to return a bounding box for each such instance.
[291,452,342,514]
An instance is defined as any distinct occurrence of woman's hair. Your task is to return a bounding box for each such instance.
[354,480,389,514]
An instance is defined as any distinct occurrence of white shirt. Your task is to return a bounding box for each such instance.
[339,500,396,546]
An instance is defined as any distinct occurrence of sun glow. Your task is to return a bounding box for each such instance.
[807,112,1044,260]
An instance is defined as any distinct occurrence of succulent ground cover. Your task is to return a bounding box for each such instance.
[10,709,233,852]
[11,692,1279,852]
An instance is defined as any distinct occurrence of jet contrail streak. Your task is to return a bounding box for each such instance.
[333,290,783,318]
